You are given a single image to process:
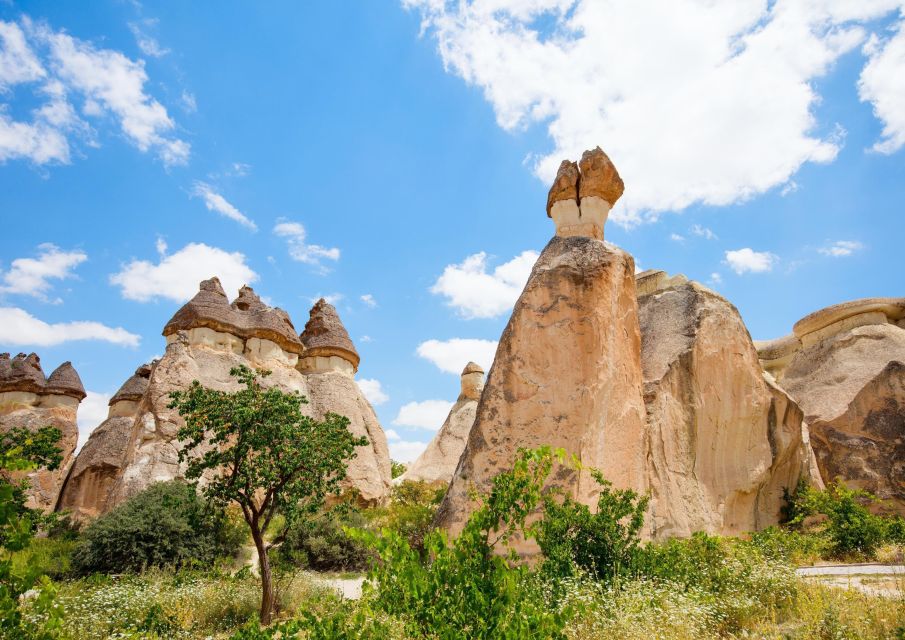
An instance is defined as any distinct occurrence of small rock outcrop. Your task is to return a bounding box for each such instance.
[639,277,821,538]
[56,364,152,518]
[764,298,905,512]
[0,353,84,511]
[398,362,485,485]
[436,149,648,551]
[298,299,391,503]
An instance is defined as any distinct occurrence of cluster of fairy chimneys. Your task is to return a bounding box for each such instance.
[0,352,86,402]
[546,146,624,241]
[162,277,360,377]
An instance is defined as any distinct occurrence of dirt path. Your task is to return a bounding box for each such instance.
[796,564,905,598]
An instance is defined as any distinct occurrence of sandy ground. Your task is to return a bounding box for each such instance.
[796,564,905,598]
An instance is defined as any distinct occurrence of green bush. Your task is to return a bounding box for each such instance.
[72,481,239,575]
[747,526,827,565]
[390,460,407,479]
[367,480,445,552]
[277,506,372,572]
[534,469,647,583]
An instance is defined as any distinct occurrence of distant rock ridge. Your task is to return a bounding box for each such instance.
[398,362,485,485]
[0,352,83,511]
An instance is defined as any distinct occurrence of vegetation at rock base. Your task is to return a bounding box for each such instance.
[168,365,368,624]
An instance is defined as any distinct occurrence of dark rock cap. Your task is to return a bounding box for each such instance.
[462,361,484,375]
[109,363,152,405]
[546,160,579,217]
[45,362,87,400]
[300,298,360,370]
[162,278,304,355]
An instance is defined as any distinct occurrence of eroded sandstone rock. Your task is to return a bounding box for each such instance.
[639,279,820,538]
[436,150,647,550]
[398,362,485,485]
[0,353,83,511]
[547,147,623,240]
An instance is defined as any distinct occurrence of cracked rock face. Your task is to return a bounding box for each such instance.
[435,235,648,553]
[780,321,905,512]
[0,353,83,511]
[639,281,821,538]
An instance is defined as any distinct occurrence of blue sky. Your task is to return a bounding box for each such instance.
[1,1,903,461]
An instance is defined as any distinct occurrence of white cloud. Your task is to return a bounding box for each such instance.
[358,378,389,405]
[0,243,86,299]
[128,21,169,58]
[431,250,537,319]
[405,0,904,223]
[360,335,373,343]
[0,17,189,166]
[691,224,717,240]
[310,292,343,306]
[0,307,140,346]
[393,399,454,430]
[709,272,723,285]
[388,438,429,463]
[670,233,685,242]
[724,248,778,274]
[192,182,257,231]
[180,90,197,113]
[273,221,340,271]
[360,293,377,308]
[110,242,257,303]
[416,338,496,374]
[818,240,864,257]
[859,19,905,153]
[76,390,110,451]
[385,429,401,441]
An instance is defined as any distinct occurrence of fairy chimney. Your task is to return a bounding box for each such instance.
[298,299,361,375]
[545,147,624,240]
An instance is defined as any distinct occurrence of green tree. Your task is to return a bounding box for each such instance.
[169,366,367,624]
[0,426,64,639]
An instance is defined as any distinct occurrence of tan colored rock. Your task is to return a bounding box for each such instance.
[56,364,152,518]
[398,363,485,485]
[545,160,579,217]
[754,334,802,381]
[639,281,820,538]
[0,353,82,511]
[299,298,360,372]
[436,233,648,550]
[578,146,625,205]
[547,147,624,241]
[780,314,905,512]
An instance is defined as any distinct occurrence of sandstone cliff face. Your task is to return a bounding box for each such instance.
[773,298,905,512]
[639,279,819,538]
[398,363,484,485]
[0,353,84,511]
[61,280,392,515]
[436,152,647,546]
[56,364,151,518]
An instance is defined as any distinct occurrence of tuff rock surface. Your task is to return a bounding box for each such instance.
[772,298,905,512]
[398,362,485,485]
[639,278,821,538]
[0,352,84,511]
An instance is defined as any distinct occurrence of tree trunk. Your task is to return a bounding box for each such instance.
[252,528,274,625]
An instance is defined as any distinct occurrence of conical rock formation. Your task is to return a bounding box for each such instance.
[398,363,485,485]
[0,353,83,511]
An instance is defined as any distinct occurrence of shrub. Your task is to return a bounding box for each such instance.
[534,469,647,583]
[367,480,445,551]
[747,526,827,565]
[809,481,886,558]
[72,480,239,575]
[277,506,372,572]
[390,460,407,479]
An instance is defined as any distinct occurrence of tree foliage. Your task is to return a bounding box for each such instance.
[169,365,367,624]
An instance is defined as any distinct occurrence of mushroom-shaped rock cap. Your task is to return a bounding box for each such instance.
[163,278,304,355]
[45,362,87,400]
[546,160,580,217]
[578,146,624,205]
[109,363,153,405]
[462,361,484,376]
[0,352,46,394]
[792,297,905,339]
[300,298,360,369]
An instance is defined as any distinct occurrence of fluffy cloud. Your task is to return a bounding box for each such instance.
[76,390,110,451]
[416,338,497,374]
[430,250,537,319]
[358,378,389,405]
[724,248,778,274]
[192,182,257,230]
[0,243,86,299]
[393,399,454,430]
[360,294,377,308]
[818,240,864,257]
[859,19,905,153]
[388,438,429,463]
[273,221,340,271]
[110,242,257,303]
[0,17,188,166]
[0,307,140,346]
[405,0,905,223]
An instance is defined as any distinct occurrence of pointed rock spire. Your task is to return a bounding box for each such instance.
[46,362,87,400]
[300,298,360,370]
[109,363,153,405]
[0,352,46,394]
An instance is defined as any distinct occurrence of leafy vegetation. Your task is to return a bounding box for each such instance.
[169,365,368,624]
